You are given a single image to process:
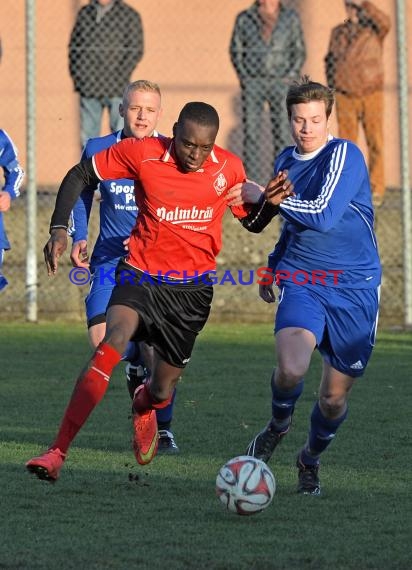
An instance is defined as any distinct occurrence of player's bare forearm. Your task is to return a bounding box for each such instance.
[43,229,68,275]
[264,171,294,206]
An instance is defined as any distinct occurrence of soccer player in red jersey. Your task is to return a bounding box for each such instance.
[26,102,292,482]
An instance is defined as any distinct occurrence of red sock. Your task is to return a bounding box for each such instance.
[132,382,173,413]
[52,343,121,453]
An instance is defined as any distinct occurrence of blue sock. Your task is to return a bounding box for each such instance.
[271,374,304,433]
[157,389,176,430]
[300,401,348,466]
[122,341,141,363]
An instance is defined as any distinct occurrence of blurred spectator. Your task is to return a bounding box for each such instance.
[230,0,306,185]
[0,129,24,291]
[69,0,144,148]
[325,0,390,208]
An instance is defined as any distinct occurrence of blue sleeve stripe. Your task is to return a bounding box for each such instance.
[280,142,347,214]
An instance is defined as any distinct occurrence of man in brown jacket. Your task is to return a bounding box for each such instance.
[325,0,390,207]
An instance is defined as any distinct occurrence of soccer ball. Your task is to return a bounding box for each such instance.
[216,455,276,516]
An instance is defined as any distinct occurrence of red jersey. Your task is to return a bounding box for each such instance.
[93,136,249,276]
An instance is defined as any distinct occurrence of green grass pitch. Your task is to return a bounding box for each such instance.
[1,322,411,569]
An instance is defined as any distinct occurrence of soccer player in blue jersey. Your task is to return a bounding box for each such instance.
[0,129,24,291]
[246,76,381,495]
[69,80,182,452]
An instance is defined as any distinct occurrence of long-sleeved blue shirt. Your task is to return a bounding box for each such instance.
[0,129,24,250]
[267,137,381,289]
[69,130,160,267]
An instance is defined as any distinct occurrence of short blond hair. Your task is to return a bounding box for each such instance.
[122,80,161,106]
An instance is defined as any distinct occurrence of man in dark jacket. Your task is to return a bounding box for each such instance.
[69,0,144,148]
[230,0,306,185]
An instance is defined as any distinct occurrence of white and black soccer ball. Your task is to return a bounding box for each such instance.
[216,455,276,516]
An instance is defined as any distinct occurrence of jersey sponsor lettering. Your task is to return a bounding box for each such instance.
[157,205,213,224]
[114,203,138,211]
[109,181,136,204]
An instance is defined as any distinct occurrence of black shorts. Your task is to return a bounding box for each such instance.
[107,260,214,368]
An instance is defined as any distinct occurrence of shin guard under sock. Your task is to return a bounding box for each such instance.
[52,343,122,453]
[271,373,304,432]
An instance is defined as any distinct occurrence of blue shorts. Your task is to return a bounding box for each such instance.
[85,259,119,327]
[275,283,380,377]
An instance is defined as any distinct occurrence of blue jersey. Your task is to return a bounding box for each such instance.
[0,129,24,250]
[70,130,160,267]
[268,137,381,289]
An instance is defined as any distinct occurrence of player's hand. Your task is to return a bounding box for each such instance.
[43,228,68,275]
[70,240,89,268]
[226,179,264,206]
[0,191,11,212]
[259,283,276,304]
[264,170,294,206]
[123,237,130,252]
[226,183,243,206]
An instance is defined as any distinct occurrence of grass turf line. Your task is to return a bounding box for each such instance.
[0,322,411,570]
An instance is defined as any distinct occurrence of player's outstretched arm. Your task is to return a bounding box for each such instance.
[239,171,294,233]
[44,228,68,275]
[44,159,100,275]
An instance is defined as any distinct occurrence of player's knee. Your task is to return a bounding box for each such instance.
[103,326,130,356]
[277,361,308,387]
[319,394,347,419]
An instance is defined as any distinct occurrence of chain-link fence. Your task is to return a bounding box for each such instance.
[0,0,410,327]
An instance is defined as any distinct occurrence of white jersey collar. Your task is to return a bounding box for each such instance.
[292,134,334,161]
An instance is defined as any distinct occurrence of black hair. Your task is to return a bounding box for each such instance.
[177,102,219,130]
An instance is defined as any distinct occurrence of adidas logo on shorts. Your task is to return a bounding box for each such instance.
[349,360,364,370]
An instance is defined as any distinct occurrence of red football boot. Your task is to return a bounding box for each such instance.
[132,384,158,465]
[26,448,66,482]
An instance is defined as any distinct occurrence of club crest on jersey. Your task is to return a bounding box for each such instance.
[214,173,228,196]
